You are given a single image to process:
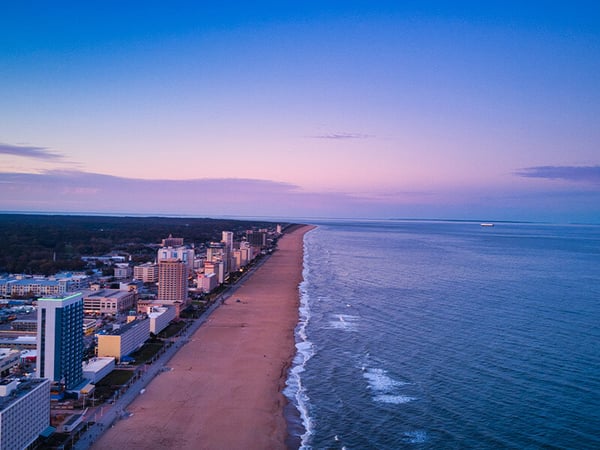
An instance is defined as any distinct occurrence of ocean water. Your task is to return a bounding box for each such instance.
[284,220,600,449]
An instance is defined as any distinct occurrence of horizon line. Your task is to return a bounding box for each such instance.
[1,210,597,226]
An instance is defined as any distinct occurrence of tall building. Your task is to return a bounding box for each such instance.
[157,246,195,275]
[0,378,51,450]
[206,242,225,263]
[161,235,184,247]
[240,240,254,263]
[221,231,235,273]
[157,259,188,302]
[36,293,84,389]
[221,231,234,253]
[246,230,267,248]
[203,260,225,284]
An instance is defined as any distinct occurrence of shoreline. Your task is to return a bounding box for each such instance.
[93,224,314,449]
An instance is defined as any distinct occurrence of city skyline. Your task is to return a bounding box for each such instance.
[1,2,599,223]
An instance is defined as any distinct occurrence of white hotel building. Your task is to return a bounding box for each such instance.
[0,378,51,450]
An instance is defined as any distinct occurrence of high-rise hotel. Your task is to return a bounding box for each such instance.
[157,260,188,302]
[36,293,84,390]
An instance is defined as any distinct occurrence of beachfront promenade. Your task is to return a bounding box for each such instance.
[73,253,273,450]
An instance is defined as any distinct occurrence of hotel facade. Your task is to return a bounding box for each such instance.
[0,378,51,450]
[36,293,84,389]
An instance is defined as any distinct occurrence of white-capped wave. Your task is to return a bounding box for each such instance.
[363,367,414,405]
[284,234,316,450]
[363,367,407,391]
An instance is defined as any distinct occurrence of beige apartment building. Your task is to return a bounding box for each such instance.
[133,263,159,283]
[82,288,137,315]
[96,318,150,362]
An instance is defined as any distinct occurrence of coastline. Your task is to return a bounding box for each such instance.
[93,224,314,449]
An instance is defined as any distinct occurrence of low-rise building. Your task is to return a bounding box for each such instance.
[0,279,16,297]
[136,299,187,318]
[148,307,176,334]
[0,349,20,377]
[197,272,218,293]
[0,336,36,350]
[10,320,37,332]
[53,272,90,292]
[82,288,137,315]
[4,279,65,298]
[114,264,132,279]
[62,413,83,433]
[83,319,97,336]
[133,263,159,283]
[0,378,51,450]
[96,318,150,362]
[0,273,91,298]
[82,357,115,383]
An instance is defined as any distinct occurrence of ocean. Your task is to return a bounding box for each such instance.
[284,220,600,449]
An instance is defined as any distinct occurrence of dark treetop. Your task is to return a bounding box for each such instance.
[0,214,280,275]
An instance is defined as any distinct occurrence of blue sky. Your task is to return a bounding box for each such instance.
[1,2,599,222]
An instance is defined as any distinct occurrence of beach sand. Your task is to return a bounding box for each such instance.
[93,225,313,450]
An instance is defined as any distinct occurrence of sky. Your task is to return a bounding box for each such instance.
[1,1,600,223]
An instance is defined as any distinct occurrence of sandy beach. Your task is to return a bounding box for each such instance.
[93,225,313,450]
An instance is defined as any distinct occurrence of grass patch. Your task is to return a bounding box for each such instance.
[158,321,186,338]
[94,370,135,401]
[98,369,134,386]
[130,342,164,364]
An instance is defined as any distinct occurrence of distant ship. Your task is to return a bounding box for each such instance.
[480,223,494,227]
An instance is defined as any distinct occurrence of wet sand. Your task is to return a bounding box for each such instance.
[93,225,313,450]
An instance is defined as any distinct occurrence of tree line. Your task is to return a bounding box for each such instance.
[0,214,278,275]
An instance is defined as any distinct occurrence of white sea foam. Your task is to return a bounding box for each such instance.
[363,367,414,405]
[373,394,415,404]
[363,368,407,391]
[328,314,360,331]
[284,234,316,450]
[402,430,428,444]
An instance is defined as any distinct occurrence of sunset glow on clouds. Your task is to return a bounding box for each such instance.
[1,2,599,222]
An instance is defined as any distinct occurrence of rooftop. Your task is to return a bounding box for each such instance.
[82,289,132,299]
[9,279,60,286]
[82,357,115,372]
[63,414,83,427]
[0,378,49,411]
[0,348,20,358]
[0,335,36,344]
[38,292,82,302]
[101,317,148,336]
[148,306,172,319]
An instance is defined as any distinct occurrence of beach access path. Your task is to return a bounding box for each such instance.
[90,224,313,450]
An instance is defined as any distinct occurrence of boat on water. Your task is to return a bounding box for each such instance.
[480,223,494,227]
